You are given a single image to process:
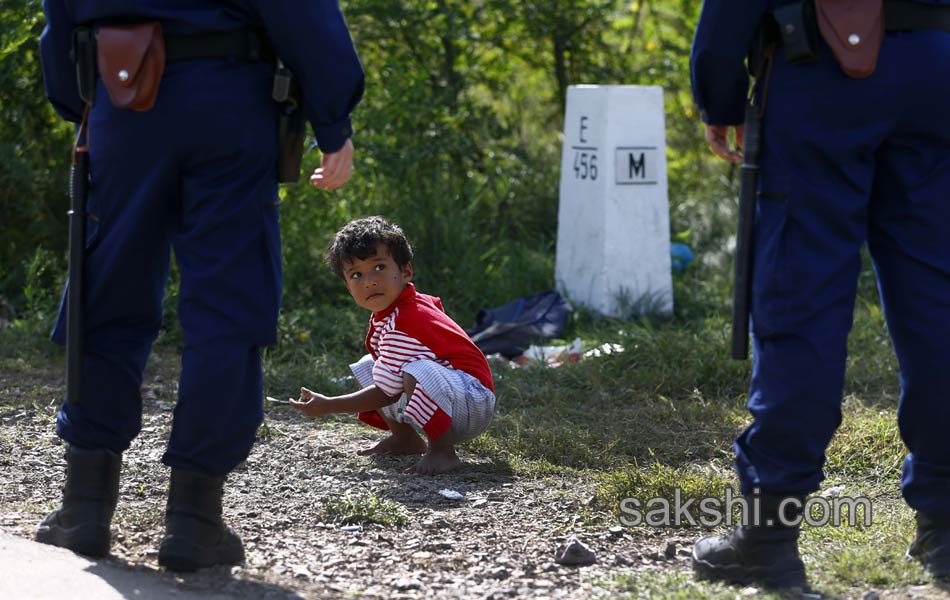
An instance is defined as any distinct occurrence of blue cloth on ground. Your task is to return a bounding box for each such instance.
[466,291,573,359]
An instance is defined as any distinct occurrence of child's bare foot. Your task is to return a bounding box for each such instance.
[357,433,426,456]
[413,446,462,475]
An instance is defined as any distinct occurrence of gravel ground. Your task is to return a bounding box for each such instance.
[0,369,697,599]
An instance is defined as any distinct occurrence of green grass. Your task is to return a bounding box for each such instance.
[594,461,737,521]
[463,305,751,477]
[824,396,904,482]
[0,333,61,365]
[801,498,925,595]
[602,496,928,599]
[322,492,408,527]
[606,571,791,599]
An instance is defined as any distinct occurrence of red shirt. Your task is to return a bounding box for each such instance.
[357,284,493,432]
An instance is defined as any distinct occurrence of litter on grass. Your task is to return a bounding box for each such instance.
[490,338,625,369]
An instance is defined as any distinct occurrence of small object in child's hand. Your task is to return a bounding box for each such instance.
[265,396,292,404]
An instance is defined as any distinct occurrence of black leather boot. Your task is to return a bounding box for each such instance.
[35,444,122,557]
[158,468,245,571]
[691,495,808,589]
[908,512,950,579]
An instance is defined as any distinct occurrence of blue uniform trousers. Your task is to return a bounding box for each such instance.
[735,31,950,516]
[736,30,950,517]
[51,59,282,475]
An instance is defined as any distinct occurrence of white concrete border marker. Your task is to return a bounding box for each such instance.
[555,85,673,317]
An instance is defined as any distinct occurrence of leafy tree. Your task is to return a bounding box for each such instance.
[0,0,72,318]
[0,0,733,324]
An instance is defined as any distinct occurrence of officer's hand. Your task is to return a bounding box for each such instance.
[310,138,354,191]
[705,124,744,164]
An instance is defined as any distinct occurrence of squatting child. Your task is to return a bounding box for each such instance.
[290,216,495,474]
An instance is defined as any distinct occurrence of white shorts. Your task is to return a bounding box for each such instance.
[350,354,495,443]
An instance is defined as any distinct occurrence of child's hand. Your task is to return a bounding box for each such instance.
[290,387,332,417]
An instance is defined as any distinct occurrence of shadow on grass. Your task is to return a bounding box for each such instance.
[468,318,751,477]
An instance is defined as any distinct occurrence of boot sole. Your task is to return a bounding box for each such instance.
[35,523,111,558]
[158,535,245,572]
[692,555,808,589]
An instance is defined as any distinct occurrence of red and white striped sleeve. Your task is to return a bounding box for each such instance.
[371,329,437,397]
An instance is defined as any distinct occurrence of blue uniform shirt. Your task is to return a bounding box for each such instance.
[690,0,950,125]
[40,0,364,152]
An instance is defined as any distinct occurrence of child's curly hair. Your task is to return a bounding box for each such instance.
[325,216,414,279]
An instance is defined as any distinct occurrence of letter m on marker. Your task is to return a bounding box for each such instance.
[629,152,646,179]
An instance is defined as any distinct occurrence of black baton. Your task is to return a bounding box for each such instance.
[65,28,96,404]
[731,100,761,361]
[66,134,89,404]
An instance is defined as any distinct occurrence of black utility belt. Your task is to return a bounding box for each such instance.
[71,28,274,80]
[883,0,950,32]
[163,29,275,63]
[71,25,303,183]
[72,26,276,107]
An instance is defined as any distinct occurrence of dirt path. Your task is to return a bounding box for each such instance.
[0,375,695,599]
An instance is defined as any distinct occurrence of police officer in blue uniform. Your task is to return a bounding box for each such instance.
[690,0,950,588]
[35,0,364,570]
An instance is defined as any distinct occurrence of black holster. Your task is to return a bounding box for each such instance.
[273,62,305,184]
[276,103,305,183]
[71,27,97,106]
[772,1,821,64]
